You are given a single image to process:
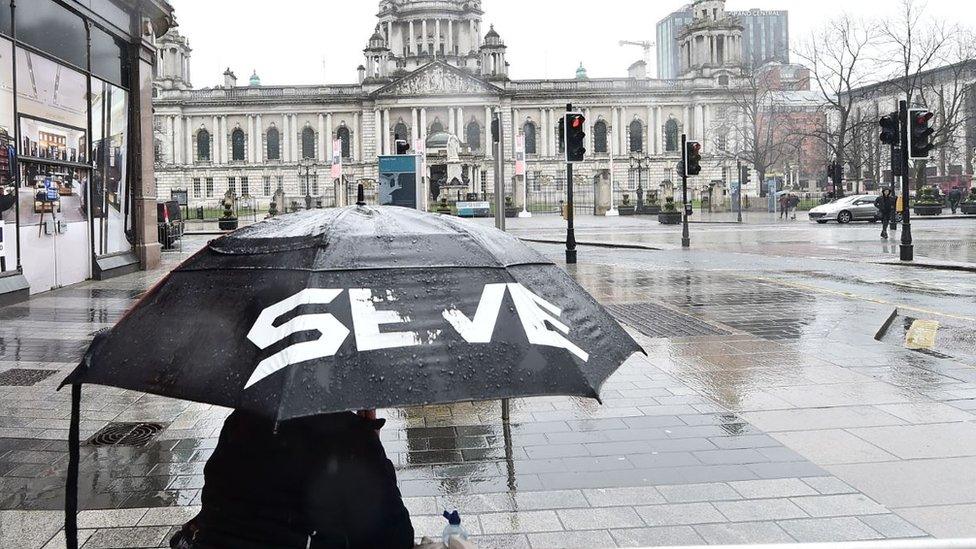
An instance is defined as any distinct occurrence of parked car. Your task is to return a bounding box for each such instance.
[808,195,883,224]
[157,199,185,249]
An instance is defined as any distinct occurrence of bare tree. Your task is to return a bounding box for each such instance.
[716,64,791,195]
[879,0,975,186]
[794,15,877,196]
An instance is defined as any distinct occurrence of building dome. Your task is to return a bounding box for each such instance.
[485,24,499,39]
[576,62,588,80]
[249,70,261,86]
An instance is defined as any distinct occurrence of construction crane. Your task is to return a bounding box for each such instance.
[619,40,655,73]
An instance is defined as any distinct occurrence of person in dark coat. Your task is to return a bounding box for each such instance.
[172,410,414,549]
[875,188,897,239]
[948,186,963,214]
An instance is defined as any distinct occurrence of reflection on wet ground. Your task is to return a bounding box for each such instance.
[2,231,976,547]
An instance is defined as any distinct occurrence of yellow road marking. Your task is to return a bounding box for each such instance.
[905,319,940,350]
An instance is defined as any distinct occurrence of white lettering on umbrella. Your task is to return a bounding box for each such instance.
[442,283,507,343]
[349,289,424,352]
[508,283,589,362]
[245,289,349,389]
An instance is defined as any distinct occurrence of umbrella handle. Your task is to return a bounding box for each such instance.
[65,384,81,549]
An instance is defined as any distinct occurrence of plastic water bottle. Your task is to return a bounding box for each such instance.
[441,510,469,546]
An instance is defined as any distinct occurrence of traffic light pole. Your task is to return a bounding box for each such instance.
[493,111,506,232]
[736,160,743,224]
[681,134,691,248]
[565,105,577,264]
[899,100,913,261]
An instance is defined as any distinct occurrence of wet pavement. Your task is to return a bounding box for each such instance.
[1,217,976,548]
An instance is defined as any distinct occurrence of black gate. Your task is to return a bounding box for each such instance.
[527,176,596,215]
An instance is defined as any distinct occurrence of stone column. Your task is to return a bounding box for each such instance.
[166,115,174,163]
[318,114,326,161]
[185,116,193,163]
[654,106,662,154]
[448,107,456,135]
[448,19,454,54]
[435,19,441,55]
[457,106,464,143]
[132,54,160,270]
[246,115,253,163]
[696,104,705,141]
[409,20,415,55]
[281,114,288,162]
[412,108,419,143]
[484,106,493,158]
[383,109,392,155]
[374,109,382,159]
[469,19,476,49]
[422,20,428,54]
[608,108,615,158]
[325,114,334,161]
[256,114,263,162]
[211,116,219,162]
[683,106,690,139]
[512,108,520,158]
[618,107,626,154]
[354,112,361,162]
[584,108,592,154]
[420,108,428,149]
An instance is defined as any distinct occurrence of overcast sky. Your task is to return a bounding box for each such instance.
[169,0,965,87]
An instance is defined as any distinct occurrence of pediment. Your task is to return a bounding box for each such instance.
[373,62,503,98]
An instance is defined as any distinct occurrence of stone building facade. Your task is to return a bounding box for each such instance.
[152,0,779,213]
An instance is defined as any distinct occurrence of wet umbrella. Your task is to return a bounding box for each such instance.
[60,202,642,548]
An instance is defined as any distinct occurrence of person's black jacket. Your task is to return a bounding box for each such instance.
[191,410,414,549]
[948,189,963,202]
[875,194,897,214]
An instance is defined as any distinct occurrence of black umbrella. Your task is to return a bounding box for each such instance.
[60,204,641,548]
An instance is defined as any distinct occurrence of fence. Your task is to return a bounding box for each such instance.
[526,177,596,215]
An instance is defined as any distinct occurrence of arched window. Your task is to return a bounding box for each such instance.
[337,126,351,158]
[302,126,316,160]
[523,122,537,155]
[197,128,211,161]
[266,127,280,160]
[593,120,608,154]
[665,119,679,152]
[629,120,644,153]
[393,122,409,146]
[232,128,246,161]
[430,119,444,134]
[466,120,481,152]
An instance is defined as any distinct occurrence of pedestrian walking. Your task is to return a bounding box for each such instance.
[789,194,800,220]
[779,194,789,219]
[170,410,415,549]
[948,186,963,214]
[875,188,897,239]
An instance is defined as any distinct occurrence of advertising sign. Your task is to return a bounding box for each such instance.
[379,155,419,210]
[515,134,525,177]
[330,139,342,180]
[456,201,491,218]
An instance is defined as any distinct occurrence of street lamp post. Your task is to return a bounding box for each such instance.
[629,153,651,213]
[298,159,317,209]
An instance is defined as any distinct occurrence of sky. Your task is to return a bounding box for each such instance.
[169,0,966,88]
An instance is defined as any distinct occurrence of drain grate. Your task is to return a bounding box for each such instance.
[0,368,58,386]
[607,302,731,339]
[87,422,165,447]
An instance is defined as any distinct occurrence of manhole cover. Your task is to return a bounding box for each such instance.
[87,423,165,447]
[0,368,58,386]
[607,302,731,339]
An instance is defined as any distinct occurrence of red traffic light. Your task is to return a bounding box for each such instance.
[690,142,701,153]
[915,112,934,125]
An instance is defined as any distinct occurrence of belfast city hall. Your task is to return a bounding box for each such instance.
[152,0,787,215]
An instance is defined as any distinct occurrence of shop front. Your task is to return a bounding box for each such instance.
[0,0,172,304]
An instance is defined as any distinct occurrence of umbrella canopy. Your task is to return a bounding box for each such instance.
[65,206,641,421]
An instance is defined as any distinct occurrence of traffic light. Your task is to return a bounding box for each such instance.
[683,141,702,176]
[741,166,752,187]
[395,139,410,155]
[565,112,586,162]
[879,112,899,146]
[828,162,843,183]
[908,109,935,159]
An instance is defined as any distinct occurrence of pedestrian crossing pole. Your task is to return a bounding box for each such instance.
[565,103,578,264]
[681,134,691,248]
[899,100,913,262]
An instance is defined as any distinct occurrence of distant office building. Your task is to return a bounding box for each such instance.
[657,5,789,78]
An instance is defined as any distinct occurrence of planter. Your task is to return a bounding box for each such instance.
[218,217,239,231]
[961,203,976,215]
[505,207,518,218]
[913,204,943,216]
[618,205,636,216]
[641,205,662,215]
[658,211,682,225]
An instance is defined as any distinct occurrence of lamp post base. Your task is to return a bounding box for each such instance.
[518,210,533,218]
[604,208,619,217]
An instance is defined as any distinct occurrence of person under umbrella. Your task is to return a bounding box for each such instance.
[62,196,642,549]
[169,410,413,549]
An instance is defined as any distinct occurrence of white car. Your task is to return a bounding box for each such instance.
[808,195,882,224]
